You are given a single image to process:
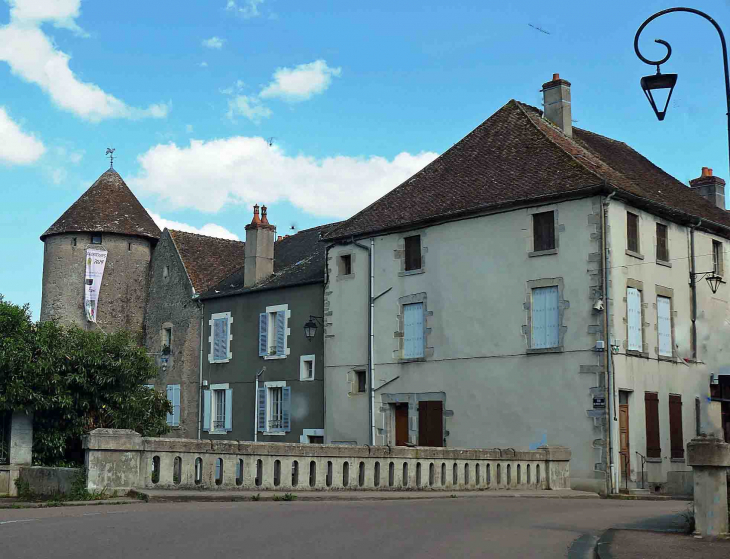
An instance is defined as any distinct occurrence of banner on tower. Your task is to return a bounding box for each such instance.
[84,248,108,323]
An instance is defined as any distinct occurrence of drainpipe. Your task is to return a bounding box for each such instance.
[690,219,702,361]
[254,367,265,442]
[602,191,617,495]
[197,298,204,440]
[352,237,375,445]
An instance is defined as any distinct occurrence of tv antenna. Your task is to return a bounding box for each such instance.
[268,137,276,147]
[105,148,115,169]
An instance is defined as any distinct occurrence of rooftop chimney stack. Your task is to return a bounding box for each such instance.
[244,204,276,287]
[542,73,572,138]
[690,167,726,209]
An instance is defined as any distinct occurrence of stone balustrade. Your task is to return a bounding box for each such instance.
[83,429,571,492]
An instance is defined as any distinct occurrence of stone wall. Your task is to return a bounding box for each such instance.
[145,231,201,439]
[41,232,153,337]
[18,467,81,497]
[83,428,571,492]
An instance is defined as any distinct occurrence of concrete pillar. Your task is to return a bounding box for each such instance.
[9,412,33,465]
[687,435,730,538]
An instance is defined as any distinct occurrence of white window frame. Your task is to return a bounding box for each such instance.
[209,383,230,434]
[531,286,560,349]
[300,354,315,381]
[403,302,425,359]
[627,287,643,352]
[208,312,233,363]
[263,380,287,435]
[299,428,325,444]
[264,304,290,360]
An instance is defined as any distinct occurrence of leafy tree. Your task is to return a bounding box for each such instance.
[0,296,171,465]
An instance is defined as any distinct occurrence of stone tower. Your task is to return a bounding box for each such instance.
[40,168,161,336]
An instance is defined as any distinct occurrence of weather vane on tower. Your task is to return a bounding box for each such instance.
[105,148,115,169]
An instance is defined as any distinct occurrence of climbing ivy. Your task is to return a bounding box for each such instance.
[0,295,171,465]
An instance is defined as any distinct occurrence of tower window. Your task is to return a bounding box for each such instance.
[128,242,132,251]
[72,237,77,247]
[163,265,169,279]
[91,234,102,245]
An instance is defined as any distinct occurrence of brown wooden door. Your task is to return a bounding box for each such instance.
[619,403,630,478]
[395,404,409,446]
[418,401,444,447]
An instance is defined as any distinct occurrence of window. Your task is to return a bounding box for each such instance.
[128,242,132,252]
[533,211,555,252]
[656,223,668,262]
[695,397,701,436]
[627,287,643,352]
[259,305,289,358]
[355,370,366,393]
[403,302,425,358]
[300,355,315,381]
[166,385,180,427]
[72,237,77,247]
[162,327,172,355]
[163,265,169,279]
[339,254,352,276]
[91,233,102,245]
[713,240,724,276]
[531,286,559,349]
[627,212,639,254]
[203,385,232,434]
[657,296,672,357]
[644,392,661,459]
[404,235,422,271]
[257,382,291,433]
[208,312,233,363]
[669,395,684,460]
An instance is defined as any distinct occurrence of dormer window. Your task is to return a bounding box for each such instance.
[91,234,102,245]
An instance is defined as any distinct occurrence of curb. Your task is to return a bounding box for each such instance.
[0,498,139,510]
[606,494,692,501]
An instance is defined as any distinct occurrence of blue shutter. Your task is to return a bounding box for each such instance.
[203,390,211,432]
[276,310,286,356]
[657,296,672,357]
[259,313,268,356]
[166,385,174,426]
[257,387,266,432]
[282,386,291,432]
[531,288,546,348]
[627,288,642,351]
[213,318,229,361]
[172,385,180,427]
[224,389,233,432]
[544,287,559,348]
[403,303,424,358]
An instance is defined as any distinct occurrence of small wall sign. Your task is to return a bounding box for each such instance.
[593,396,606,409]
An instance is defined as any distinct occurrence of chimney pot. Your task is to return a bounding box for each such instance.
[251,204,261,225]
[690,168,726,209]
[261,205,270,225]
[552,73,560,81]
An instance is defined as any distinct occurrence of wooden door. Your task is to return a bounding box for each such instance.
[619,403,630,478]
[395,404,409,446]
[418,401,444,447]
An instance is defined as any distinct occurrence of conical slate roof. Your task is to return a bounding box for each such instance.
[40,168,161,241]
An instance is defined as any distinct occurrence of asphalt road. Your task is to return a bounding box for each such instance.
[0,497,688,559]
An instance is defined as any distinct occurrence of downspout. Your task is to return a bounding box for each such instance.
[602,191,617,495]
[352,237,375,445]
[254,367,265,442]
[197,298,204,440]
[690,219,702,361]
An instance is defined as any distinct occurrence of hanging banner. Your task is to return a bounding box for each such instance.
[84,249,108,322]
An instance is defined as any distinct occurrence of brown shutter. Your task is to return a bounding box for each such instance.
[669,395,684,459]
[644,392,661,458]
[418,401,443,447]
[533,211,555,251]
[656,223,668,262]
[627,213,639,253]
[404,235,422,271]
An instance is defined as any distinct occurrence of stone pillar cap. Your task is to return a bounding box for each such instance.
[687,435,730,467]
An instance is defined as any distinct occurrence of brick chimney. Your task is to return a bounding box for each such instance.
[244,204,276,287]
[690,167,726,209]
[542,73,572,138]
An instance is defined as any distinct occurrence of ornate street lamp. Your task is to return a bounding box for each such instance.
[304,316,324,341]
[634,7,730,175]
[691,271,723,294]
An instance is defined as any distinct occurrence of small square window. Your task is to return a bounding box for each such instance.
[300,355,315,381]
[627,213,639,253]
[355,370,366,393]
[404,235,422,271]
[339,254,352,276]
[91,234,102,245]
[533,212,555,252]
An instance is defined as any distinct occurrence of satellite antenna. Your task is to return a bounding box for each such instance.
[105,148,115,169]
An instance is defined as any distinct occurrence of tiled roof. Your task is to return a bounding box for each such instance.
[323,100,730,240]
[201,222,340,299]
[41,169,161,241]
[168,230,246,294]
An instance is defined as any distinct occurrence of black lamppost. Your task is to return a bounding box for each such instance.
[634,7,730,178]
[304,315,324,341]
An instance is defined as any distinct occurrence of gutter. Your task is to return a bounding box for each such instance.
[689,219,702,361]
[196,296,204,440]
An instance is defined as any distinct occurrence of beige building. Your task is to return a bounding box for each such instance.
[321,74,730,494]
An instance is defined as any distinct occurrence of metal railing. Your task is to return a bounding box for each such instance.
[213,420,226,431]
[635,451,646,489]
[268,418,283,430]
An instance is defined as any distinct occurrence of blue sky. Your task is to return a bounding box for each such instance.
[1,0,729,317]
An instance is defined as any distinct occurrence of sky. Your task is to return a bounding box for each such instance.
[1,0,730,318]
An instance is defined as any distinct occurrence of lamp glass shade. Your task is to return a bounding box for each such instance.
[706,273,722,294]
[640,72,677,121]
[304,319,318,341]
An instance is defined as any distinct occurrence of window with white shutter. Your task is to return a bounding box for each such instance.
[627,287,643,352]
[531,286,559,349]
[166,384,180,427]
[657,296,672,357]
[208,312,233,363]
[403,302,424,358]
[262,305,289,359]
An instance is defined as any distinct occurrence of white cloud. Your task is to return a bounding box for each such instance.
[226,95,272,123]
[226,0,264,19]
[54,146,84,164]
[198,61,208,68]
[147,210,240,240]
[0,106,45,165]
[201,36,225,49]
[131,137,438,218]
[0,2,170,122]
[259,60,341,102]
[51,167,67,184]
